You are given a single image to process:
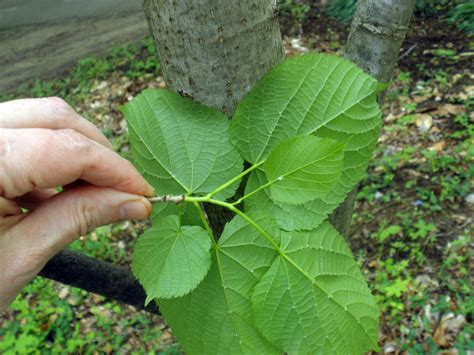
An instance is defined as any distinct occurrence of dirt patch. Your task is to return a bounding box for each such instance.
[297,6,473,80]
[0,13,148,94]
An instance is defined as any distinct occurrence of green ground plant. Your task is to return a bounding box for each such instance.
[447,2,474,34]
[326,0,472,34]
[278,0,310,21]
[0,38,159,106]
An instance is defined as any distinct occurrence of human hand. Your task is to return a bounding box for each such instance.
[0,97,154,312]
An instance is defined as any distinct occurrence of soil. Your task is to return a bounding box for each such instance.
[0,13,148,94]
[296,4,473,79]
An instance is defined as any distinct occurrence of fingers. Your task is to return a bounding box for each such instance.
[0,197,21,216]
[13,188,57,210]
[0,185,151,312]
[1,128,154,199]
[0,97,113,149]
[12,185,152,263]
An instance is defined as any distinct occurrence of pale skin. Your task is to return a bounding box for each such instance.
[0,97,155,313]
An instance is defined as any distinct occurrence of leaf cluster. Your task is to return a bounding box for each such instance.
[123,53,382,354]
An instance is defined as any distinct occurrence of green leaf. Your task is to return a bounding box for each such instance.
[245,170,336,231]
[123,89,243,199]
[263,136,344,204]
[158,214,280,354]
[230,53,380,165]
[236,53,381,230]
[245,138,378,231]
[376,81,391,93]
[127,53,382,353]
[150,202,203,229]
[251,222,379,353]
[132,215,212,301]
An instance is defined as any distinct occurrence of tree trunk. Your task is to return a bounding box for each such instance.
[143,0,284,116]
[345,0,417,83]
[329,0,416,236]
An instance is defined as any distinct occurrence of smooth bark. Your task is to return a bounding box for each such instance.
[345,0,416,82]
[330,0,416,236]
[143,0,284,116]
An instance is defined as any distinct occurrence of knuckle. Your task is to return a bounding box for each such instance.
[57,128,91,153]
[44,96,71,112]
[71,198,99,238]
[34,130,60,164]
[42,97,77,123]
[1,130,33,198]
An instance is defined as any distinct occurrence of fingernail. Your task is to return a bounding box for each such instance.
[119,198,151,220]
[146,185,156,197]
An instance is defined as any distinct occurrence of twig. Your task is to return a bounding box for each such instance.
[148,195,185,203]
[398,43,417,61]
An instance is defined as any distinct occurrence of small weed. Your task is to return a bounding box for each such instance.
[372,258,413,320]
[278,0,310,21]
[447,2,474,34]
[433,48,457,57]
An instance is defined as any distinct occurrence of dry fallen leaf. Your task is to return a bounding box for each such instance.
[433,314,466,348]
[415,114,433,132]
[58,286,70,299]
[439,349,459,355]
[413,94,433,103]
[385,113,397,122]
[430,104,466,116]
[428,140,446,152]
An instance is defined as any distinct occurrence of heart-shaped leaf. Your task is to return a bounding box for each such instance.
[158,214,280,354]
[132,215,212,300]
[123,89,243,199]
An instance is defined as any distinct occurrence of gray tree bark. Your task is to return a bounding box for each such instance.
[345,0,416,83]
[143,0,284,116]
[329,0,416,236]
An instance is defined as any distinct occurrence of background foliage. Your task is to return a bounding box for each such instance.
[325,0,474,34]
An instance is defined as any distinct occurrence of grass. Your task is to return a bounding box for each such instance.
[325,0,473,34]
[353,64,473,351]
[0,275,180,353]
[0,37,160,107]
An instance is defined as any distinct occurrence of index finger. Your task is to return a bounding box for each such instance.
[0,97,113,149]
[1,128,154,199]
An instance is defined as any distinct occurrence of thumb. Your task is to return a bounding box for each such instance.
[15,185,152,263]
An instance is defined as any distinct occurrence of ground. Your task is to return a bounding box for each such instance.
[0,13,148,94]
[0,4,472,354]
